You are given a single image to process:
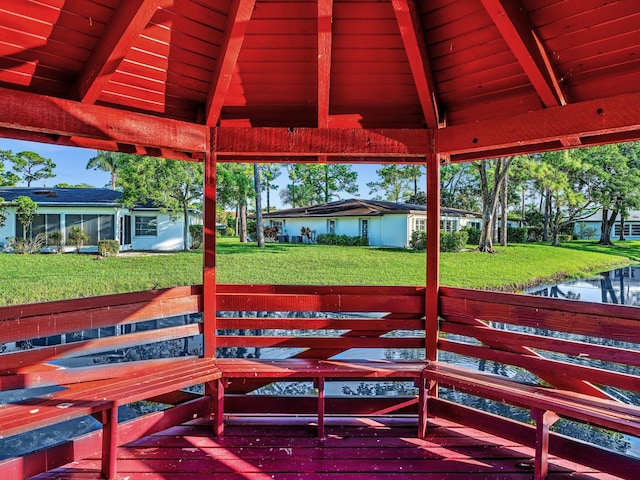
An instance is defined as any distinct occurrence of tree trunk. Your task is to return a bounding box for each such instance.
[266,187,271,213]
[598,207,616,245]
[475,157,514,253]
[182,201,190,251]
[500,173,507,246]
[254,164,265,248]
[239,200,247,243]
[543,191,551,242]
[619,214,626,241]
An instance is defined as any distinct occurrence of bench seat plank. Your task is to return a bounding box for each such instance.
[422,361,640,480]
[0,357,221,479]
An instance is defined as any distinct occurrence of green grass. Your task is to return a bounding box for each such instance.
[1,237,639,306]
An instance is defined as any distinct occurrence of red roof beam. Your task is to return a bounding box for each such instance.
[0,87,207,155]
[318,0,333,129]
[214,127,432,157]
[70,0,164,104]
[392,0,440,128]
[438,92,640,158]
[205,0,256,126]
[480,0,567,108]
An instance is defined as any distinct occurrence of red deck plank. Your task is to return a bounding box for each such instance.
[31,415,623,479]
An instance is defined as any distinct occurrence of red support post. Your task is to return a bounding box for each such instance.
[203,130,217,358]
[425,147,440,362]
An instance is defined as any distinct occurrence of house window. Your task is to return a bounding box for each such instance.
[328,219,336,234]
[440,219,457,233]
[468,220,481,230]
[66,214,115,245]
[16,214,61,245]
[135,216,158,236]
[413,217,426,232]
[615,223,631,236]
[271,220,283,233]
[632,224,640,236]
[360,219,369,238]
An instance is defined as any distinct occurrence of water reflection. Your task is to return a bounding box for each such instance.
[526,265,640,306]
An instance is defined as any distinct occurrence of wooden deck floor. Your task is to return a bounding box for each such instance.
[32,415,624,479]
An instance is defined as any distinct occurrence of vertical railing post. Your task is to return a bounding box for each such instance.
[203,128,217,358]
[425,137,440,362]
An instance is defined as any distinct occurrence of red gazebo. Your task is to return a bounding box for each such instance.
[1,1,640,478]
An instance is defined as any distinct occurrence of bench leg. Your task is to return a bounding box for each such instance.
[417,377,427,438]
[532,409,559,480]
[315,377,325,439]
[211,378,226,438]
[100,406,118,479]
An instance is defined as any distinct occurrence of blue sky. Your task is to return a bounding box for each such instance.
[0,138,421,208]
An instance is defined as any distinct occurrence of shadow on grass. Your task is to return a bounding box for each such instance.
[216,241,314,255]
[555,240,640,263]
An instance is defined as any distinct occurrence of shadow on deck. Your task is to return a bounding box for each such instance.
[32,415,620,479]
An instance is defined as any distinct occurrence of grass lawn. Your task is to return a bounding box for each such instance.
[1,237,639,306]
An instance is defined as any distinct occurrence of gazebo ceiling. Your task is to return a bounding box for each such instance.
[0,0,639,162]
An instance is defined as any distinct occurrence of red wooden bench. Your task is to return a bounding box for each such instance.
[0,357,221,479]
[213,358,428,438]
[422,362,640,480]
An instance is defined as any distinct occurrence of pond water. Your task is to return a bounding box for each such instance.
[525,265,640,306]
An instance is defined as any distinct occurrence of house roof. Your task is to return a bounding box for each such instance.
[0,187,122,206]
[0,2,638,163]
[263,199,480,219]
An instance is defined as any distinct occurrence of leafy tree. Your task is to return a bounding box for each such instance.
[260,163,281,212]
[367,165,412,203]
[0,151,21,187]
[440,163,480,211]
[472,157,515,253]
[54,183,94,188]
[403,165,424,198]
[0,197,6,229]
[68,225,88,253]
[587,142,640,245]
[8,151,56,187]
[530,150,596,246]
[280,164,358,207]
[217,163,254,242]
[118,156,204,250]
[86,151,129,190]
[254,163,265,247]
[15,195,38,239]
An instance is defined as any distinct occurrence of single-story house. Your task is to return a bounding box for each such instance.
[0,187,201,252]
[573,209,640,240]
[262,198,482,248]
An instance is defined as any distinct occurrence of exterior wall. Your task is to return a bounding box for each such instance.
[383,214,411,247]
[131,211,187,251]
[0,206,191,252]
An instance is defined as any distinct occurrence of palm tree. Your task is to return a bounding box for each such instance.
[86,151,128,189]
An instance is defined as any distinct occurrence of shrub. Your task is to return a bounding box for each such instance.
[263,226,279,240]
[300,226,312,242]
[68,225,89,253]
[5,234,45,254]
[440,230,468,252]
[462,226,480,245]
[576,222,597,240]
[409,230,426,250]
[189,224,203,249]
[506,226,528,244]
[224,227,235,236]
[558,234,573,243]
[48,229,63,253]
[98,239,120,257]
[316,233,368,246]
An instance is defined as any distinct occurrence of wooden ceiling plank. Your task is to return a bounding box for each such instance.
[391,0,440,128]
[0,87,207,155]
[205,0,256,127]
[214,127,431,157]
[438,92,640,157]
[317,0,333,129]
[479,0,567,107]
[70,0,164,104]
